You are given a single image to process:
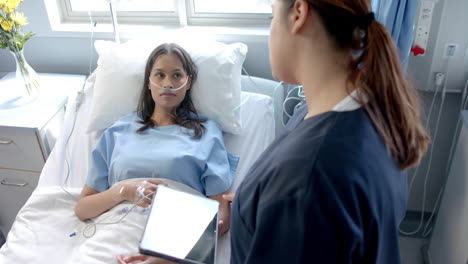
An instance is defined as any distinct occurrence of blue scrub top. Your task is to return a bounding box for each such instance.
[231,104,407,263]
[86,112,238,196]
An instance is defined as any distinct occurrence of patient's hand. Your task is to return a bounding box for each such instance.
[116,254,175,264]
[117,179,167,207]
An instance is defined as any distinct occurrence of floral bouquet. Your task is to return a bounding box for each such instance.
[0,0,32,51]
[0,0,39,98]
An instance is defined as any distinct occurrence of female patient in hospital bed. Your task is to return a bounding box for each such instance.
[74,43,237,257]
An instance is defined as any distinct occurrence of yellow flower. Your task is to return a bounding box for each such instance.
[10,12,27,26]
[0,18,14,31]
[2,0,23,13]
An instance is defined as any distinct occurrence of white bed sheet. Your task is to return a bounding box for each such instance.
[0,74,276,264]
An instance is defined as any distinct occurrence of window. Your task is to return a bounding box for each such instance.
[70,0,176,12]
[60,0,178,25]
[59,0,272,27]
[189,0,271,26]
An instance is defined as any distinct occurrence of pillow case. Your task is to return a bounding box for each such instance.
[86,38,248,134]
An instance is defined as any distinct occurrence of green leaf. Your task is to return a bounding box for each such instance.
[22,31,34,43]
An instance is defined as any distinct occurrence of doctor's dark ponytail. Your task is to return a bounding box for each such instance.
[284,0,430,169]
[360,19,429,169]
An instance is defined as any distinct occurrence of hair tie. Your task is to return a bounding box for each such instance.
[357,12,375,29]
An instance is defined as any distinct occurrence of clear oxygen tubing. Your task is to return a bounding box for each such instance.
[210,67,284,122]
[242,67,259,89]
[399,57,450,237]
[80,190,156,239]
[399,74,448,236]
[60,91,81,201]
[282,85,305,127]
[149,76,189,92]
[60,12,96,200]
[241,67,285,101]
[210,95,251,121]
[87,11,96,77]
[107,0,120,44]
[297,85,305,98]
[241,67,287,130]
[421,77,468,237]
[406,79,441,195]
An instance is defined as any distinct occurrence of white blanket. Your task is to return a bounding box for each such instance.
[0,181,226,264]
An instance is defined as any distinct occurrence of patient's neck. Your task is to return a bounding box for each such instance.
[151,107,176,127]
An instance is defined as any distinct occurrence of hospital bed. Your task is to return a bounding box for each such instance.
[0,69,285,264]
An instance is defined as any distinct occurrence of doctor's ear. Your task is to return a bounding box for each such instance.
[290,0,311,34]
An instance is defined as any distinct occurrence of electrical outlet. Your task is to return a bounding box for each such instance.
[444,43,458,57]
[413,1,436,55]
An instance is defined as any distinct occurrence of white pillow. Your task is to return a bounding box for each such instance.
[86,38,248,134]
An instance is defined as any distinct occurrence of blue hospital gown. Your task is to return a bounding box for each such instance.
[86,113,238,196]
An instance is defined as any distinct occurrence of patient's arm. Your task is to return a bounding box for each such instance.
[75,179,165,221]
[209,192,231,236]
[75,184,123,221]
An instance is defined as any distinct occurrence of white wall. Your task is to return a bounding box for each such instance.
[428,111,468,264]
[1,0,467,216]
[406,0,468,213]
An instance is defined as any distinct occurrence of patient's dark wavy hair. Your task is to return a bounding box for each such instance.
[136,43,206,139]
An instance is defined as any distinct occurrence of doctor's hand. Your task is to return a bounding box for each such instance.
[114,179,167,207]
[116,254,175,264]
[216,192,236,235]
[222,192,236,203]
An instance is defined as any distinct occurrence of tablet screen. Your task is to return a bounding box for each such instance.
[139,186,219,264]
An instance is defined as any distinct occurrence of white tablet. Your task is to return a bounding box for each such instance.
[139,185,219,264]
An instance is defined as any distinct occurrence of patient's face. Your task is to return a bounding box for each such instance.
[148,53,191,112]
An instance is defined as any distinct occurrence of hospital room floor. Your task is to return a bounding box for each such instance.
[400,236,428,264]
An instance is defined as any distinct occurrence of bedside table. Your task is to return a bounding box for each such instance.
[0,72,86,235]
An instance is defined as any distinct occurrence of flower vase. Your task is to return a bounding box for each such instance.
[10,48,40,99]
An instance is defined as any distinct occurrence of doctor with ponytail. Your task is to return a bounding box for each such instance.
[227,0,430,263]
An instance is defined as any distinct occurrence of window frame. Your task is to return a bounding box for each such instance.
[186,0,272,27]
[57,0,272,27]
[57,0,180,25]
